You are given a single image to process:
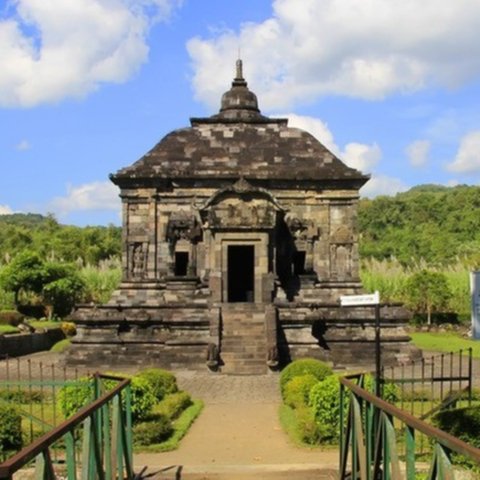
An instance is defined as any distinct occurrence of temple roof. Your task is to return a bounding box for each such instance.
[111,61,369,187]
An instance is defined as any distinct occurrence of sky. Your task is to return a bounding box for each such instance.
[1,0,480,226]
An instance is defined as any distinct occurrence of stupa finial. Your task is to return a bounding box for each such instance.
[235,58,244,80]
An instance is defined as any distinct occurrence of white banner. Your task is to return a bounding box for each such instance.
[471,272,480,340]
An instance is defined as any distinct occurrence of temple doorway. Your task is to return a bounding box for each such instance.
[227,245,254,302]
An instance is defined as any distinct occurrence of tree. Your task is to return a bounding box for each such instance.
[0,252,84,317]
[0,251,45,305]
[404,270,452,325]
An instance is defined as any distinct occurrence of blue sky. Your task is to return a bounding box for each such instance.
[1,0,480,226]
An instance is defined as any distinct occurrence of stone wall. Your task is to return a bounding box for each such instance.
[0,329,65,358]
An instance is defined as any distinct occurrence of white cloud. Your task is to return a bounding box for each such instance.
[341,142,381,173]
[446,131,480,173]
[281,113,338,153]
[0,0,181,107]
[0,204,14,215]
[360,175,408,198]
[188,0,480,110]
[15,139,31,151]
[406,139,430,167]
[282,113,380,174]
[49,181,121,217]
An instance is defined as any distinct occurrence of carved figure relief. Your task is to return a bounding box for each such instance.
[330,243,353,279]
[166,212,202,246]
[131,242,147,278]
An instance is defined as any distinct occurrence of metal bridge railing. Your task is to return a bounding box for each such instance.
[0,373,133,480]
[339,373,480,480]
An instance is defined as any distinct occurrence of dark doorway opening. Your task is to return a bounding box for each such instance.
[174,252,189,276]
[293,251,306,275]
[227,245,254,302]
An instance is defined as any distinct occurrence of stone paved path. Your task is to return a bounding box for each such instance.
[135,372,338,479]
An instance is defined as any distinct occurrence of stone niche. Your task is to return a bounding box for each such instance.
[67,61,420,372]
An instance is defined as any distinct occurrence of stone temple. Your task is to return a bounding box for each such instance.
[68,61,418,373]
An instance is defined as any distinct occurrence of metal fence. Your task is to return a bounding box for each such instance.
[382,348,473,421]
[0,373,133,480]
[339,373,480,480]
[0,356,92,459]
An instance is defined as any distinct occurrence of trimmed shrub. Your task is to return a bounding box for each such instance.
[0,310,24,326]
[280,358,333,398]
[137,368,178,402]
[309,375,346,444]
[295,406,324,445]
[283,374,319,409]
[0,404,23,453]
[156,391,192,420]
[58,374,156,422]
[133,414,173,446]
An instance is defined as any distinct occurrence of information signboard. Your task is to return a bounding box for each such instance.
[471,272,480,340]
[340,291,380,306]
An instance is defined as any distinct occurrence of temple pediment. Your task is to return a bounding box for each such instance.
[200,178,285,230]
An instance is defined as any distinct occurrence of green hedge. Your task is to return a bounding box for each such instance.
[0,404,22,454]
[280,358,332,398]
[136,368,178,402]
[133,414,173,446]
[156,392,192,420]
[283,374,319,409]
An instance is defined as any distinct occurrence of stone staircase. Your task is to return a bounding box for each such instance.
[220,304,269,375]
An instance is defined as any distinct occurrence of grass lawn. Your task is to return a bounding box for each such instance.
[410,331,480,358]
[0,324,20,334]
[27,320,62,330]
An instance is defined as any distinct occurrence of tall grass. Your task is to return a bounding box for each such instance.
[79,258,122,304]
[360,257,471,319]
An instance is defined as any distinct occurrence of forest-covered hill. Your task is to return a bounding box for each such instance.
[359,184,480,266]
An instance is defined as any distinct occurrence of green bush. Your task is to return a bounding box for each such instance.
[102,374,157,422]
[137,368,178,402]
[309,375,346,443]
[0,310,24,326]
[283,374,319,409]
[0,404,23,453]
[156,392,192,420]
[295,406,324,445]
[59,374,157,422]
[363,375,400,404]
[280,358,333,398]
[133,414,173,446]
[57,377,93,418]
[433,406,480,448]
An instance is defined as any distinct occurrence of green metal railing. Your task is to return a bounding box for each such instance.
[339,374,480,480]
[0,373,133,480]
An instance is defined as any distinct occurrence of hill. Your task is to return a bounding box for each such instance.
[359,184,480,265]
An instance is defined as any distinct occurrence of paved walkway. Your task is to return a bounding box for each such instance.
[135,373,338,479]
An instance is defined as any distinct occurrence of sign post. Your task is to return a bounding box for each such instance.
[340,291,382,397]
[471,272,480,340]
